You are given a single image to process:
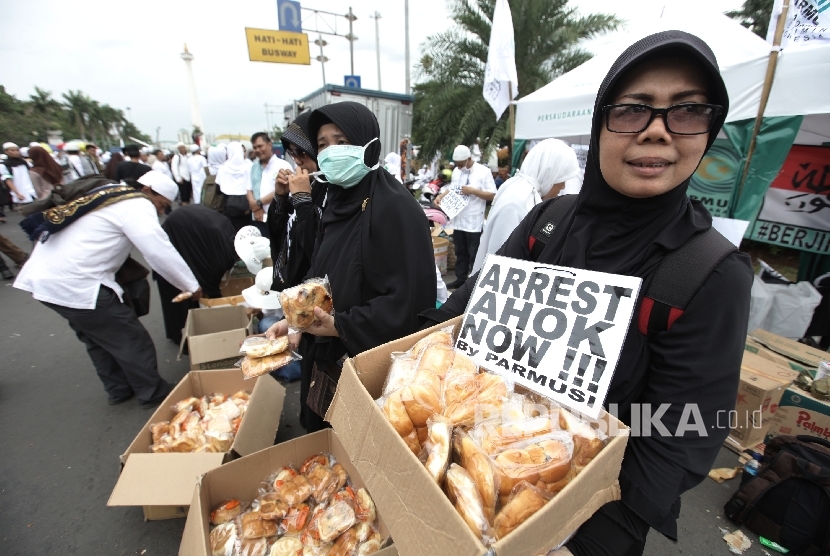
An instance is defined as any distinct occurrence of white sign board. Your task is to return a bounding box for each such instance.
[439,190,469,221]
[455,254,642,418]
[768,0,830,48]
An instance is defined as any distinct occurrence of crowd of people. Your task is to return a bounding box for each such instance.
[0,30,758,556]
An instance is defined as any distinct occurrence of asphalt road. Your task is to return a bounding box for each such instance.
[0,208,772,556]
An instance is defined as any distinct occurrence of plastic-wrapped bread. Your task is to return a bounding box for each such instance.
[240,511,278,539]
[408,329,454,360]
[444,372,509,426]
[280,277,334,331]
[478,416,557,455]
[354,488,377,523]
[494,436,572,495]
[281,502,312,535]
[445,464,491,541]
[493,482,550,539]
[300,454,330,474]
[317,498,356,543]
[277,474,313,506]
[257,492,289,520]
[356,532,383,556]
[381,390,415,437]
[559,409,605,472]
[456,432,499,523]
[240,350,299,379]
[327,525,359,556]
[306,463,338,504]
[401,368,443,428]
[239,336,289,358]
[239,538,268,556]
[416,344,456,379]
[210,499,243,525]
[383,353,419,396]
[423,418,452,484]
[269,537,304,556]
[210,522,237,556]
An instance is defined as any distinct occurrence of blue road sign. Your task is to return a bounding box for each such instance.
[344,75,361,88]
[277,0,302,33]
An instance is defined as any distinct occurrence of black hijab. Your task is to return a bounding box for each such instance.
[305,102,436,362]
[542,30,729,278]
[281,111,317,161]
[161,204,237,298]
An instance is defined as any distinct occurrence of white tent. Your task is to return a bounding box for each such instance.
[514,4,830,145]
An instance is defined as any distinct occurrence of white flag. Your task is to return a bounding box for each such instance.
[483,0,518,120]
[767,0,830,48]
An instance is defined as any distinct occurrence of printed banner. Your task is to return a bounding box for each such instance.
[768,0,830,48]
[750,145,830,254]
[455,254,642,418]
[688,139,741,218]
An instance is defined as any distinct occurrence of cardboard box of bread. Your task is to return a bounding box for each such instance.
[747,329,827,373]
[179,429,397,556]
[326,317,630,556]
[199,295,247,308]
[765,387,830,443]
[179,305,255,370]
[108,369,285,521]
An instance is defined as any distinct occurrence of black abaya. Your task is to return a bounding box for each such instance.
[422,31,753,554]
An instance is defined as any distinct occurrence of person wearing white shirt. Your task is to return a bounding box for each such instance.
[247,132,292,236]
[434,144,496,288]
[186,144,208,205]
[2,142,37,203]
[170,142,192,204]
[151,149,173,180]
[14,171,202,408]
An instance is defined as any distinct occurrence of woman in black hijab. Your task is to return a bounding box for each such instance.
[155,204,238,344]
[425,31,753,555]
[267,101,436,432]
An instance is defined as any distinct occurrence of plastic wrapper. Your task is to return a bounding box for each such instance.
[354,487,377,523]
[454,430,499,524]
[269,536,304,556]
[174,396,201,413]
[300,454,332,475]
[379,390,415,437]
[382,352,419,396]
[327,524,361,556]
[352,520,374,544]
[445,463,493,544]
[356,533,383,556]
[211,499,245,525]
[264,466,298,493]
[492,432,574,496]
[239,538,269,556]
[475,415,559,456]
[558,408,607,472]
[331,463,349,493]
[423,417,452,484]
[280,276,334,333]
[240,336,290,358]
[416,343,458,379]
[240,511,279,539]
[238,349,302,380]
[408,327,454,360]
[307,463,338,504]
[277,474,313,507]
[316,498,356,543]
[493,481,552,540]
[401,368,443,428]
[281,502,313,535]
[257,492,290,520]
[210,521,238,556]
[443,371,511,426]
[301,539,333,556]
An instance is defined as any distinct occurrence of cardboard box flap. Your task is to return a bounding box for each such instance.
[178,306,252,364]
[741,350,800,383]
[232,377,285,457]
[749,329,826,368]
[109,453,224,507]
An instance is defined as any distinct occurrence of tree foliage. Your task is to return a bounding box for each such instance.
[412,0,619,162]
[726,0,774,38]
[0,85,149,147]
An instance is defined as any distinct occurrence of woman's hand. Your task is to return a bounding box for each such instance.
[265,318,303,350]
[288,168,312,195]
[275,169,292,196]
[306,306,339,337]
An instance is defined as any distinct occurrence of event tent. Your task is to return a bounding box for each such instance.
[514,4,830,145]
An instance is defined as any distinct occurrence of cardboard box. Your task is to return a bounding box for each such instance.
[178,305,254,370]
[748,329,827,372]
[741,348,801,384]
[179,429,396,556]
[198,294,247,308]
[766,387,830,443]
[326,317,629,556]
[109,370,285,521]
[728,368,791,449]
[219,268,256,298]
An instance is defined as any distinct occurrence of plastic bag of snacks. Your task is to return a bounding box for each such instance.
[280,276,334,333]
[454,430,500,524]
[493,481,552,540]
[236,336,302,380]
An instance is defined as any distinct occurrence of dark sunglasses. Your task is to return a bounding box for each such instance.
[287,148,308,160]
[602,103,723,135]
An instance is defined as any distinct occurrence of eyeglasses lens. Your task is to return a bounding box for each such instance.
[607,104,715,134]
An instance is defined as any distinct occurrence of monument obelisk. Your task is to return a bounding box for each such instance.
[180,44,204,134]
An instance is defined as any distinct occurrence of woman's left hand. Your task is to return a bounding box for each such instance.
[288,168,312,195]
[306,306,339,337]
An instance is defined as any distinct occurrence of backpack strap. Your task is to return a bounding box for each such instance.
[639,227,736,336]
[528,195,578,261]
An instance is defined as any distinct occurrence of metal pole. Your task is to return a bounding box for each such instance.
[737,0,790,199]
[265,104,270,134]
[404,0,410,95]
[348,7,355,76]
[317,34,327,86]
[371,12,382,91]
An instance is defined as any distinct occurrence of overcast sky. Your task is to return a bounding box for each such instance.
[1,0,745,142]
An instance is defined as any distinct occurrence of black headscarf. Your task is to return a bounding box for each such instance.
[304,101,436,364]
[161,204,237,298]
[542,30,729,278]
[281,111,316,161]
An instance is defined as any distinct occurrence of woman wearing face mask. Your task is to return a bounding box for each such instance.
[471,138,581,275]
[423,31,753,555]
[267,102,436,433]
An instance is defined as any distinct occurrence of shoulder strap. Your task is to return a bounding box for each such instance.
[528,195,578,261]
[639,227,736,336]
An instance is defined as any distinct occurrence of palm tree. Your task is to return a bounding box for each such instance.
[413,0,619,162]
[62,89,92,140]
[726,0,773,38]
[29,87,61,117]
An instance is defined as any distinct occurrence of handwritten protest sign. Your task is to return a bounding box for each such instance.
[455,254,642,418]
[439,190,469,221]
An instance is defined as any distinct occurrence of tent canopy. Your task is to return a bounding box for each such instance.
[515,4,830,145]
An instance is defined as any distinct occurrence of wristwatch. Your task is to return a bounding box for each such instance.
[256,200,263,208]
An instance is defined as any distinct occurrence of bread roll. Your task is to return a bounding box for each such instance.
[416,426,429,445]
[281,281,333,330]
[384,354,419,395]
[546,467,578,494]
[150,421,170,445]
[493,484,548,539]
[458,434,498,523]
[273,466,298,488]
[306,463,337,504]
[353,520,374,544]
[328,525,359,556]
[536,439,572,483]
[174,397,201,412]
[240,351,296,379]
[240,336,289,358]
[240,511,278,539]
[356,534,383,556]
[424,420,452,484]
[480,417,556,455]
[402,428,422,455]
[445,464,490,538]
[317,499,356,543]
[210,499,243,525]
[331,463,348,493]
[239,538,268,556]
[382,391,414,437]
[209,522,237,556]
[417,344,456,378]
[277,474,313,506]
[409,330,453,359]
[401,369,442,427]
[281,502,311,535]
[257,492,289,520]
[354,488,377,523]
[300,454,330,474]
[269,536,304,556]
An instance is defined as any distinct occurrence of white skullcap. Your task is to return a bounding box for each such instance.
[189,144,200,153]
[176,142,186,148]
[452,145,472,161]
[3,142,19,150]
[65,141,81,152]
[29,141,40,148]
[137,171,179,202]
